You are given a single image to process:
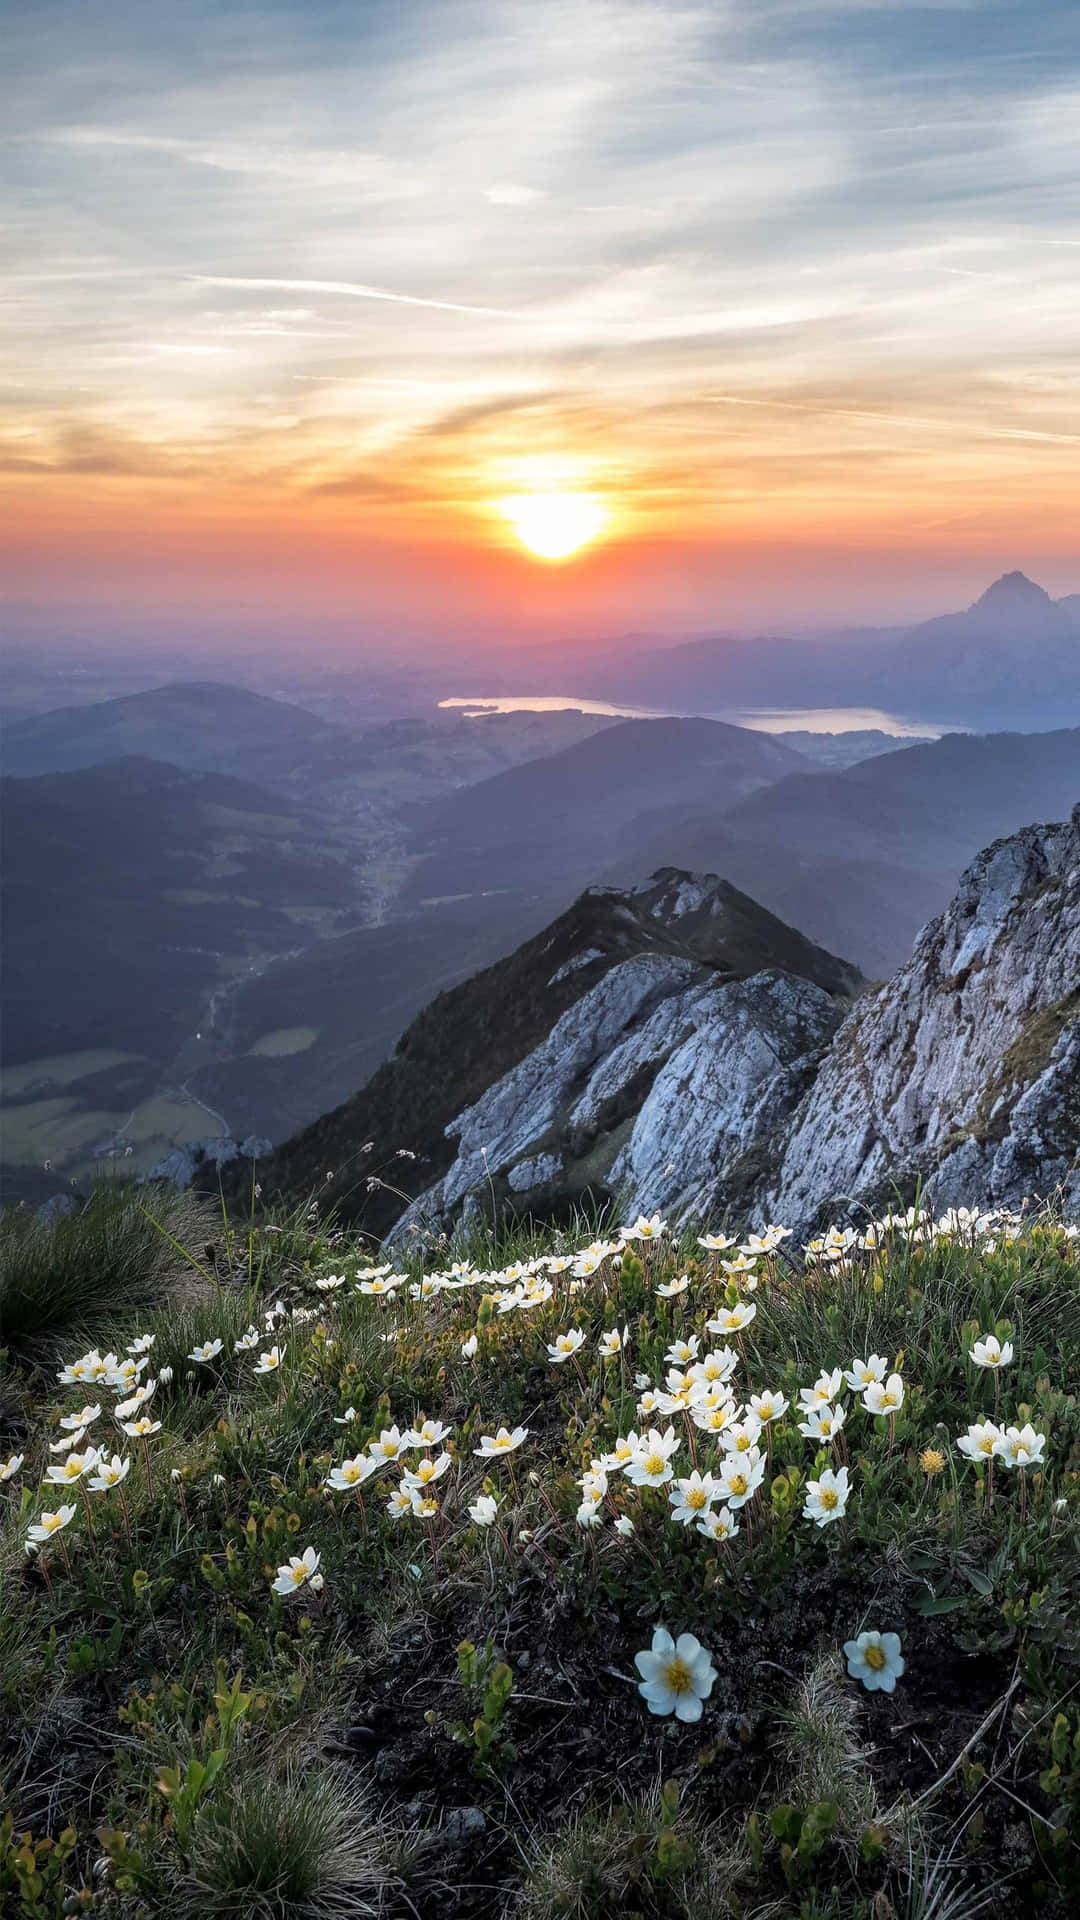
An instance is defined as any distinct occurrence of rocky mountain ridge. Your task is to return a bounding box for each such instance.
[390,807,1080,1240]
[245,869,860,1237]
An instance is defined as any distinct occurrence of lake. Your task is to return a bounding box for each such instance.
[438,695,945,738]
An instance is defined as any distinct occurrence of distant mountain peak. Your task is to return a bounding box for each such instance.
[973,570,1051,611]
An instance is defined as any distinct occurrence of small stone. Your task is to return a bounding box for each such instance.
[444,1807,487,1845]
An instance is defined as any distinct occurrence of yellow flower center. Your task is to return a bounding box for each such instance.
[729,1473,748,1496]
[687,1488,706,1509]
[864,1644,886,1671]
[290,1565,307,1585]
[644,1453,666,1476]
[663,1656,693,1694]
[820,1488,838,1510]
[978,1437,994,1455]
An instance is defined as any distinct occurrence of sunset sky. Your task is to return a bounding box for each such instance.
[4,0,1079,649]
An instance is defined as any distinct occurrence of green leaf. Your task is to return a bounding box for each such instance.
[964,1567,994,1596]
[916,1593,968,1616]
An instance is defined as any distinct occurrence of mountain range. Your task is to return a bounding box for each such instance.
[574,572,1080,731]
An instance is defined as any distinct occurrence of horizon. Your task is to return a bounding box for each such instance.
[5,0,1080,653]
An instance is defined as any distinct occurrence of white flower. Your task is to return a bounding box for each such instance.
[403,1418,453,1448]
[44,1448,100,1486]
[115,1383,156,1418]
[234,1326,261,1353]
[697,1506,740,1545]
[368,1424,407,1462]
[705,1302,756,1334]
[844,1355,887,1394]
[403,1452,452,1489]
[325,1454,379,1491]
[626,1427,680,1488]
[1,1452,25,1483]
[749,1389,788,1425]
[844,1630,905,1693]
[803,1464,851,1526]
[798,1403,846,1444]
[333,1406,359,1425]
[127,1333,156,1355]
[547,1329,586,1365]
[719,1416,763,1456]
[60,1404,101,1431]
[50,1428,86,1453]
[27,1504,77,1551]
[461,1333,479,1360]
[716,1449,765,1509]
[475,1426,528,1458]
[106,1356,147,1392]
[598,1327,627,1358]
[669,1470,720,1525]
[970,1333,1014,1370]
[576,1500,604,1528]
[189,1339,223,1364]
[88,1454,130,1492]
[957,1419,1001,1464]
[469,1493,499,1526]
[316,1274,346,1292]
[634,1627,715,1722]
[799,1368,844,1412]
[623,1213,666,1243]
[271,1547,323,1596]
[614,1515,635,1538]
[994,1424,1046,1470]
[656,1274,690,1299]
[863,1373,904,1416]
[698,1232,737,1253]
[158,1366,174,1386]
[665,1336,700,1367]
[253,1345,286,1375]
[386,1484,416,1521]
[119,1417,161,1439]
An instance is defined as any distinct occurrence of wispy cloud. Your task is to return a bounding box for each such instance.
[2,0,1078,628]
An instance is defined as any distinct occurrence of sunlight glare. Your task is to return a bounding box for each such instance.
[500,491,609,561]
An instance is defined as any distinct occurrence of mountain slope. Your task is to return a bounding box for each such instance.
[400,717,808,906]
[604,726,1080,975]
[246,869,860,1235]
[1,757,364,1067]
[1,681,349,782]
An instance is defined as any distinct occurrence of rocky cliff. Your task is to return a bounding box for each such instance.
[764,805,1080,1223]
[249,868,860,1236]
[392,808,1080,1240]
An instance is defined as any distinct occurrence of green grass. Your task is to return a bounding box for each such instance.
[0,1184,218,1362]
[1,1199,1079,1917]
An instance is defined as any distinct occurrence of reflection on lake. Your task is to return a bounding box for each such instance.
[438,695,946,739]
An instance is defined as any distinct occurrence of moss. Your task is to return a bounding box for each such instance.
[972,990,1080,1144]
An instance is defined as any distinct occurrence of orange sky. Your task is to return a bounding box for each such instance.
[4,0,1079,646]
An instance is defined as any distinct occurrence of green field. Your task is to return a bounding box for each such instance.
[248,1026,320,1058]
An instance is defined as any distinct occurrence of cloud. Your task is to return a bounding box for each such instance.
[483,184,546,205]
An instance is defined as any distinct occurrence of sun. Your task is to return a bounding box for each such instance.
[499,491,608,561]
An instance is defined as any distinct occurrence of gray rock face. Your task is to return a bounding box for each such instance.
[611,971,841,1221]
[391,959,843,1238]
[764,807,1080,1222]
